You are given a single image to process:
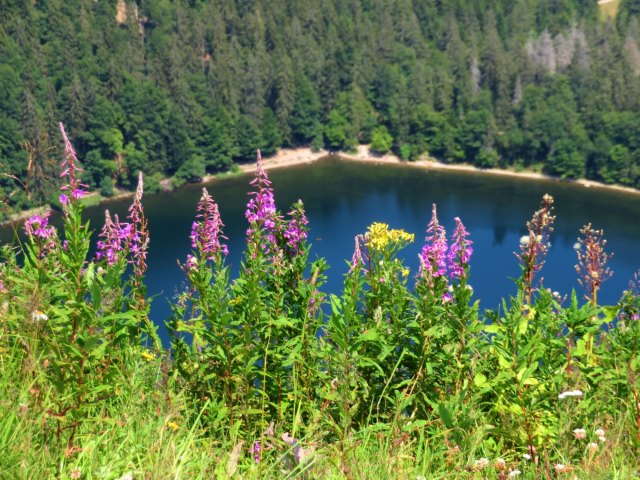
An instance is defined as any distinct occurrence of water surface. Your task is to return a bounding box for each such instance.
[3,157,640,342]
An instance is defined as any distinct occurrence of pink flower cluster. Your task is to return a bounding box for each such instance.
[245,150,277,240]
[419,204,448,279]
[190,188,228,261]
[96,210,129,265]
[245,150,309,258]
[24,212,56,241]
[419,204,473,283]
[95,172,148,276]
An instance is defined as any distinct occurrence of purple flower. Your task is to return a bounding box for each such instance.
[58,123,88,206]
[96,210,128,265]
[419,204,448,280]
[126,172,149,278]
[447,217,473,280]
[245,150,278,243]
[24,212,56,240]
[252,441,261,463]
[350,234,368,273]
[282,201,308,256]
[190,188,228,261]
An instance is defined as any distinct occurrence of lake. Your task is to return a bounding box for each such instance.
[3,156,640,342]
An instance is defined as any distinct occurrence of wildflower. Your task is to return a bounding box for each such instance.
[141,351,154,362]
[587,442,598,453]
[447,217,473,280]
[281,433,307,464]
[575,224,612,304]
[555,464,571,474]
[419,204,448,280]
[515,194,555,303]
[69,468,81,479]
[282,200,309,256]
[31,310,48,322]
[573,428,587,440]
[522,454,531,461]
[190,188,228,261]
[58,123,88,206]
[185,254,198,271]
[594,428,605,437]
[166,421,179,431]
[401,268,409,277]
[558,389,583,399]
[252,441,261,463]
[24,213,56,240]
[495,458,506,470]
[509,470,522,478]
[96,211,128,265]
[474,458,490,470]
[246,150,278,243]
[127,172,149,279]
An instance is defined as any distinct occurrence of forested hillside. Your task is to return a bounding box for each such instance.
[2,0,640,218]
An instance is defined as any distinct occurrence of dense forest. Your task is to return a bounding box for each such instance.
[2,0,640,219]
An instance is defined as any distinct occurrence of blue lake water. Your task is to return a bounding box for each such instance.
[3,157,640,343]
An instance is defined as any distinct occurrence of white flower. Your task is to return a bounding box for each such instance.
[509,470,522,478]
[522,453,531,461]
[573,428,587,440]
[555,464,568,473]
[495,458,506,470]
[558,389,583,399]
[594,428,605,437]
[573,242,581,250]
[31,310,48,322]
[520,235,530,246]
[474,458,490,470]
[598,435,606,443]
[117,473,133,480]
[587,442,598,453]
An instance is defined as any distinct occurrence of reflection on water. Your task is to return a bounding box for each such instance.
[2,156,640,342]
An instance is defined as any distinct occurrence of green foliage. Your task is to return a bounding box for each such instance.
[4,0,640,219]
[2,139,640,477]
[370,126,394,154]
[175,154,206,185]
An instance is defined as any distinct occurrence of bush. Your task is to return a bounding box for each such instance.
[370,125,394,154]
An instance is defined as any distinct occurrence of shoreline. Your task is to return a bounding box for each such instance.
[4,145,640,227]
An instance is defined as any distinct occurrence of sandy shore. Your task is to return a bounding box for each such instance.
[237,144,640,197]
[4,144,639,227]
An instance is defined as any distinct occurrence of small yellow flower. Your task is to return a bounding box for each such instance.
[141,351,154,362]
[166,421,179,431]
[401,268,410,277]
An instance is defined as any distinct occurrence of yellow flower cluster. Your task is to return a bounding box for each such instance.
[366,222,415,251]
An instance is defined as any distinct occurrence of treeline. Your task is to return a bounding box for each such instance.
[2,0,640,218]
